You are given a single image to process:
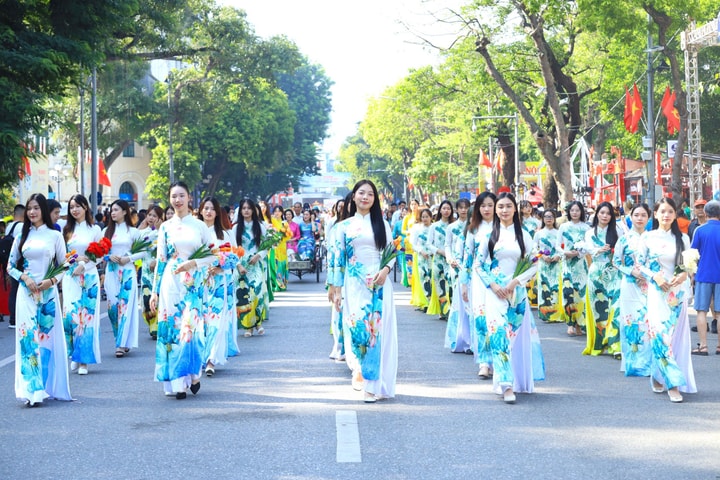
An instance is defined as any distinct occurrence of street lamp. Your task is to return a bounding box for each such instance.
[50,162,72,200]
[471,113,520,191]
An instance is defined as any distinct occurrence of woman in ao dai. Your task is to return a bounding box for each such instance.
[638,198,696,403]
[557,201,590,336]
[234,199,269,337]
[473,193,544,404]
[444,198,471,353]
[102,200,142,358]
[426,200,453,320]
[8,193,71,406]
[62,194,103,375]
[409,209,433,310]
[612,203,651,376]
[581,202,621,356]
[329,180,397,403]
[199,197,238,376]
[461,191,496,376]
[534,210,563,323]
[150,182,215,399]
[138,206,164,339]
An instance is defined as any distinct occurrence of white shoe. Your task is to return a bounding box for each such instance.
[70,361,79,371]
[503,390,516,404]
[78,366,88,375]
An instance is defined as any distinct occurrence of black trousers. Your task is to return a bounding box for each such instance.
[8,277,18,325]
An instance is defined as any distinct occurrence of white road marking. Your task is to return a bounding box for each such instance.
[0,312,109,369]
[336,410,362,463]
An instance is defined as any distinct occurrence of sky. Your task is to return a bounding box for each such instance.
[226,0,463,157]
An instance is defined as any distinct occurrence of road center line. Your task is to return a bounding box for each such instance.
[336,410,362,463]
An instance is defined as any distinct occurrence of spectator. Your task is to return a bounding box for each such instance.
[690,200,720,350]
[47,199,62,231]
[688,198,707,241]
[4,204,25,327]
[391,200,406,230]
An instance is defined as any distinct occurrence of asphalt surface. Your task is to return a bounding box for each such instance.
[0,272,719,479]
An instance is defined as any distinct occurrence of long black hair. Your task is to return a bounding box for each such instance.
[591,201,619,248]
[434,200,454,222]
[348,180,386,250]
[652,197,685,267]
[466,191,496,235]
[104,199,133,240]
[198,196,226,240]
[63,194,94,243]
[235,198,262,248]
[16,193,54,271]
[488,192,526,260]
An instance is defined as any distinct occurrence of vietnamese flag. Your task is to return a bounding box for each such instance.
[99,159,111,187]
[623,86,633,132]
[479,148,492,168]
[660,86,680,135]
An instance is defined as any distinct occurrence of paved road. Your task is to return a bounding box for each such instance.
[0,272,719,479]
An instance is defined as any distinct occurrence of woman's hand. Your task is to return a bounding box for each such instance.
[21,274,38,294]
[461,285,469,303]
[73,263,85,276]
[331,286,342,312]
[209,266,222,276]
[248,254,260,266]
[631,265,643,280]
[670,271,687,288]
[490,282,508,300]
[654,273,670,292]
[372,266,390,287]
[237,265,247,275]
[149,293,158,313]
[173,260,197,274]
[110,255,131,266]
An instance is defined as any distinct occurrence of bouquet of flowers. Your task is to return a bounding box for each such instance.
[675,248,700,275]
[189,243,215,260]
[130,235,153,255]
[366,244,398,290]
[44,250,79,280]
[85,237,112,262]
[213,242,244,270]
[513,252,541,279]
[258,228,285,251]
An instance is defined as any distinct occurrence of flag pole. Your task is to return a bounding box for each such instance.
[645,14,656,206]
[91,66,98,215]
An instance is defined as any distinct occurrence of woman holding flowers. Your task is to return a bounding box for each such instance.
[461,191,496,376]
[534,210,563,323]
[426,200,453,321]
[444,198,471,353]
[7,193,71,406]
[102,200,143,358]
[271,205,291,291]
[471,192,544,404]
[328,179,397,403]
[234,199,269,337]
[582,201,621,357]
[62,194,104,376]
[137,205,164,340]
[409,208,433,311]
[150,182,215,399]
[557,201,590,336]
[637,197,696,403]
[284,209,300,260]
[613,203,651,376]
[199,196,238,376]
[297,210,317,261]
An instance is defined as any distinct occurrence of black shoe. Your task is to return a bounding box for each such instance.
[691,325,710,332]
[176,392,187,400]
[712,320,718,334]
[190,382,200,395]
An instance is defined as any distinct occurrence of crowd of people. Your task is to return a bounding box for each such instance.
[0,184,326,406]
[3,180,718,408]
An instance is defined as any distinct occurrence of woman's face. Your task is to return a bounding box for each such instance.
[421,211,432,225]
[146,209,160,226]
[495,197,516,225]
[410,200,419,212]
[480,198,495,222]
[521,204,532,216]
[284,210,293,222]
[630,207,649,231]
[569,204,582,221]
[69,199,86,222]
[303,210,311,222]
[170,186,189,214]
[596,206,612,227]
[26,200,42,227]
[273,208,283,220]
[241,203,253,221]
[655,203,676,229]
[542,212,555,228]
[110,203,126,224]
[456,204,469,220]
[336,202,344,215]
[201,201,216,223]
[165,208,174,220]
[353,184,375,213]
[440,203,452,220]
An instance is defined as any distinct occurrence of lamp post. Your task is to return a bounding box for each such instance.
[167,73,175,184]
[50,162,72,200]
[472,113,520,192]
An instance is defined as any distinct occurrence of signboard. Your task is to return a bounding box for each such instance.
[667,140,678,159]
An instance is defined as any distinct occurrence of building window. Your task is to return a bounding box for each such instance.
[123,142,135,158]
[119,181,137,204]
